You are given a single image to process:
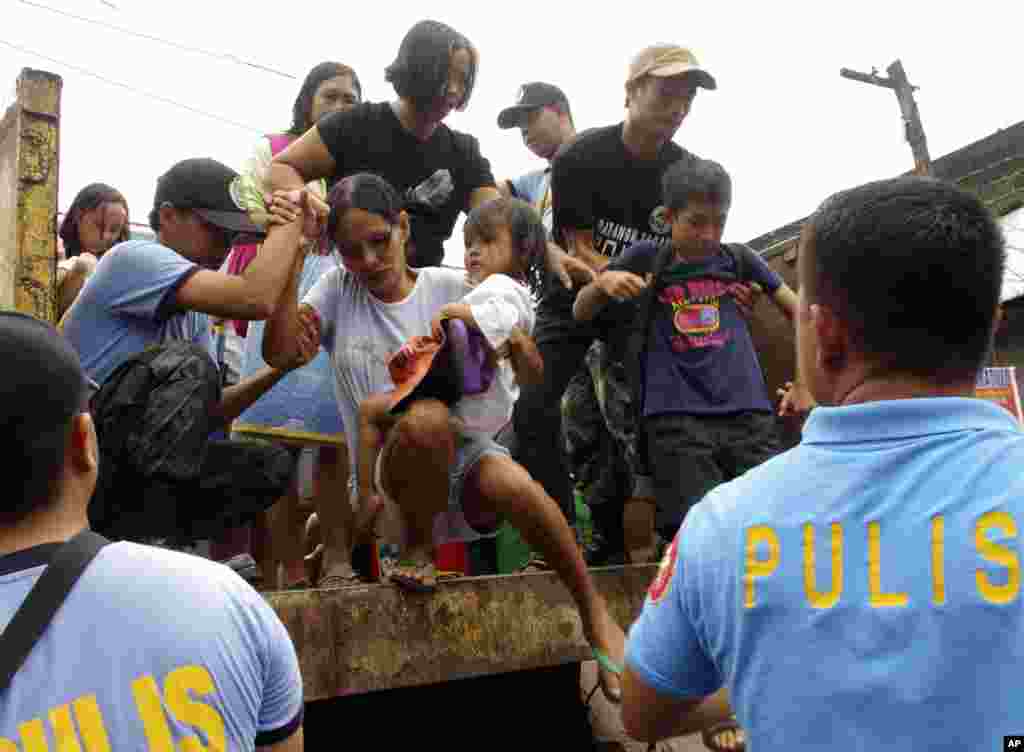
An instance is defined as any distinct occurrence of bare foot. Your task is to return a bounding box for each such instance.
[303,543,323,585]
[304,512,321,554]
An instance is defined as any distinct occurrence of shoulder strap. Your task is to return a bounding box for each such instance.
[633,242,677,413]
[724,242,761,283]
[0,530,110,692]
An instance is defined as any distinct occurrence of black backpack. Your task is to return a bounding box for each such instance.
[623,242,763,419]
[88,342,221,536]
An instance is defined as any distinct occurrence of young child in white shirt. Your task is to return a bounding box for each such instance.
[357,198,546,588]
[428,198,545,439]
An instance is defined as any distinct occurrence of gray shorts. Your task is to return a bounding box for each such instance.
[370,432,510,545]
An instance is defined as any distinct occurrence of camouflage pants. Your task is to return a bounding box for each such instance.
[561,342,639,506]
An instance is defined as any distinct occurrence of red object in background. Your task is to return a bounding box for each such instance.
[434,541,468,575]
[210,525,252,561]
[369,542,381,581]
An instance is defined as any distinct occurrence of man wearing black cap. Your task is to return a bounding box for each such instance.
[0,313,305,750]
[64,157,308,388]
[63,158,317,544]
[497,82,576,233]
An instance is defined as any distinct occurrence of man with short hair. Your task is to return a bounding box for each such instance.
[63,158,316,544]
[623,176,1024,749]
[0,312,304,750]
[501,81,644,563]
[497,81,576,232]
[511,45,718,553]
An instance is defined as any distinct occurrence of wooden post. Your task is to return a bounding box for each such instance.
[840,59,932,176]
[0,69,62,321]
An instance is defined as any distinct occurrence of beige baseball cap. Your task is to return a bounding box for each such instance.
[627,45,717,90]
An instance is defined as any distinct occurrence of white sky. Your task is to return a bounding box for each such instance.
[2,0,1023,268]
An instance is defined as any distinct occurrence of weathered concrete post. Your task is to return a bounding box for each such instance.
[0,68,62,322]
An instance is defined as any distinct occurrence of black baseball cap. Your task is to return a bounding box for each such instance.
[498,82,570,129]
[153,158,265,237]
[0,312,90,453]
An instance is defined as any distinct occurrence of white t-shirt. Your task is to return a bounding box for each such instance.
[303,265,469,483]
[452,273,535,439]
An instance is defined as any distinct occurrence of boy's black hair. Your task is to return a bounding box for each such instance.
[661,158,732,213]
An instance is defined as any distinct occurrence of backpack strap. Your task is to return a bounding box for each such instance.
[623,243,676,486]
[629,243,677,416]
[723,242,761,284]
[0,530,110,692]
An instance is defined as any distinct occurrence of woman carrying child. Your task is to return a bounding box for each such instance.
[263,174,626,702]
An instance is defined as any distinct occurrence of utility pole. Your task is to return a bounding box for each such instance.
[840,60,932,176]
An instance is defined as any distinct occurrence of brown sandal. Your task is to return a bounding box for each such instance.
[702,718,746,752]
[518,554,551,573]
[390,560,438,593]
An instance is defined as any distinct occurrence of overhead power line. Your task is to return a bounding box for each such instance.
[0,38,262,133]
[19,0,296,80]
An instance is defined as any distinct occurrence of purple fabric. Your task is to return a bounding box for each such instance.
[446,318,495,396]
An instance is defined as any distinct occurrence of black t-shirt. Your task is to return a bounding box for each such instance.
[551,123,697,260]
[317,102,496,267]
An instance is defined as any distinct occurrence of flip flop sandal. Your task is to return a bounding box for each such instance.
[591,647,624,704]
[702,718,746,752]
[519,555,551,573]
[317,571,367,590]
[390,560,438,593]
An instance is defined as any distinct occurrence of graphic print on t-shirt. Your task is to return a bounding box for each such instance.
[552,124,690,260]
[593,206,671,259]
[659,279,746,352]
[406,169,455,209]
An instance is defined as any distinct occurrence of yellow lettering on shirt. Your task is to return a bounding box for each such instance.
[72,696,112,752]
[744,526,779,608]
[49,704,82,752]
[164,666,226,752]
[131,675,175,752]
[868,521,908,607]
[932,515,946,606]
[803,522,843,608]
[976,511,1020,604]
[19,719,48,752]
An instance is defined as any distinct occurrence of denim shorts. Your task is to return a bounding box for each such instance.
[370,433,511,545]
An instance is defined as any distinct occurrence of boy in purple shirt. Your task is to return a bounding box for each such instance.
[574,158,798,539]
